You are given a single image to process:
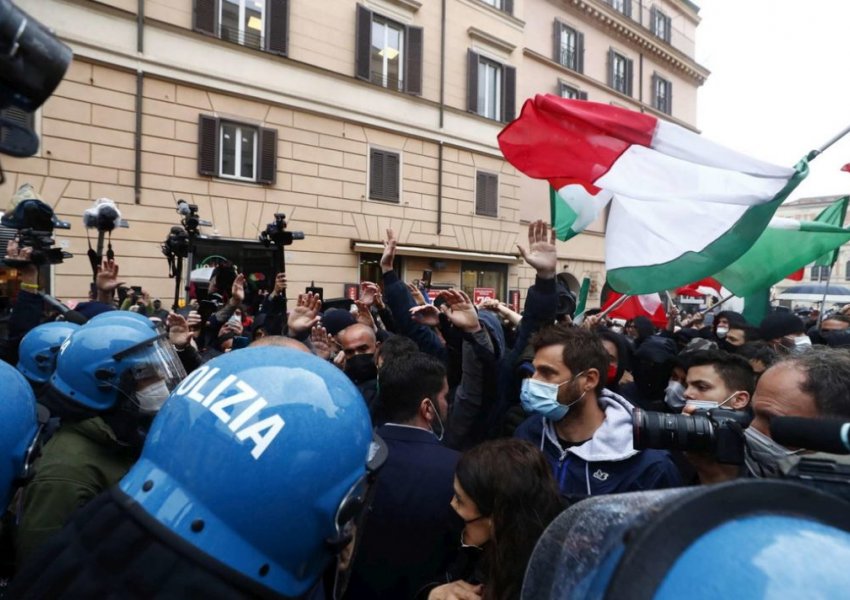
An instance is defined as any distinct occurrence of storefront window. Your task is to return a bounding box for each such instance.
[461,262,507,301]
[192,239,277,304]
[359,253,402,287]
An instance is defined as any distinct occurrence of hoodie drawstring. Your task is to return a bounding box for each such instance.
[585,461,591,496]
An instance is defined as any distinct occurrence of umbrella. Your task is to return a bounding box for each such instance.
[777,283,850,303]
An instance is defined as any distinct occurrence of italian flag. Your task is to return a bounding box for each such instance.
[714,197,850,297]
[498,95,808,294]
[601,291,668,329]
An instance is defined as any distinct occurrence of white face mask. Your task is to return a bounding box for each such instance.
[744,426,802,478]
[684,390,740,412]
[426,399,445,441]
[716,326,729,339]
[664,380,686,411]
[135,380,170,413]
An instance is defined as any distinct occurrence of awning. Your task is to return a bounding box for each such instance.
[351,241,520,265]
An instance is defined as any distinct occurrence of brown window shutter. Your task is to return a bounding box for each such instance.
[370,150,385,200]
[503,0,513,15]
[576,32,585,73]
[355,5,373,81]
[553,20,561,63]
[258,127,277,184]
[404,26,424,95]
[502,65,516,122]
[476,172,498,217]
[623,0,632,18]
[385,152,400,202]
[578,90,588,101]
[467,50,479,113]
[607,48,615,88]
[625,57,634,97]
[198,114,219,177]
[194,0,216,36]
[266,0,288,55]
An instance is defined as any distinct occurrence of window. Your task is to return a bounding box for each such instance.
[479,0,513,15]
[461,261,507,301]
[197,115,277,184]
[651,6,672,43]
[559,82,587,100]
[193,0,288,55]
[553,21,584,73]
[652,74,672,114]
[467,50,516,122]
[608,0,632,18]
[369,149,401,203]
[811,265,831,281]
[0,106,36,156]
[360,252,402,285]
[475,171,498,217]
[608,49,633,96]
[356,6,423,95]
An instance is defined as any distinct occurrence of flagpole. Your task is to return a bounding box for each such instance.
[817,269,833,326]
[807,123,850,161]
[697,294,735,316]
[597,294,631,320]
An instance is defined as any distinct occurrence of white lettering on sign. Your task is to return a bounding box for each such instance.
[173,365,285,459]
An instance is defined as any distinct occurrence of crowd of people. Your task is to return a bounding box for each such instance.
[1,216,850,599]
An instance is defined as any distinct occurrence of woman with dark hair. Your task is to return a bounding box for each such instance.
[423,439,563,600]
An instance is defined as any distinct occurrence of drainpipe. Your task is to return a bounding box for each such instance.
[134,0,144,204]
[439,0,446,128]
[437,142,443,235]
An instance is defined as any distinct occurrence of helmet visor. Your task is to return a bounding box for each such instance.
[115,334,187,412]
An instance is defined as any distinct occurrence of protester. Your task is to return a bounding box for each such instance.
[421,439,562,600]
[514,325,681,502]
[347,352,460,600]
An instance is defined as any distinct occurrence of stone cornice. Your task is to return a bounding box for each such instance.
[568,0,710,85]
[524,47,701,133]
[468,26,517,54]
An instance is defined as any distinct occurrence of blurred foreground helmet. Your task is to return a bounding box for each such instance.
[523,480,850,599]
[49,319,185,413]
[17,321,80,384]
[0,360,40,507]
[119,347,385,598]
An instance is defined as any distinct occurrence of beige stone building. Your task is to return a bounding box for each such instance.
[0,0,707,310]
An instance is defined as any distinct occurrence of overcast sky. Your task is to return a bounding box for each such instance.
[696,0,850,201]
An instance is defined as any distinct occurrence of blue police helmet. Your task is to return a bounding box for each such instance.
[119,347,382,598]
[17,321,81,384]
[49,320,185,412]
[85,309,159,331]
[0,361,39,508]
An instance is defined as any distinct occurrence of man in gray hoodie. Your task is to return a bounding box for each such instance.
[514,325,681,503]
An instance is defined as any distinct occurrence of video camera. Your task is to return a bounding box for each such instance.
[633,407,751,465]
[259,213,304,248]
[0,0,72,159]
[2,184,71,266]
[161,226,190,260]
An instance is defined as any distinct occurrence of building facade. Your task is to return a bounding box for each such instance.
[0,0,707,309]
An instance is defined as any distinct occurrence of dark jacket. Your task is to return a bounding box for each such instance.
[381,270,447,362]
[16,417,139,563]
[346,424,462,600]
[514,390,681,503]
[11,488,301,599]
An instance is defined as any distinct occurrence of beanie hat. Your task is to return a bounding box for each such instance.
[759,312,804,341]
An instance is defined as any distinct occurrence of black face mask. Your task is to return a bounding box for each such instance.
[345,354,377,383]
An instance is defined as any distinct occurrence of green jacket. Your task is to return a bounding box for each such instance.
[16,417,139,564]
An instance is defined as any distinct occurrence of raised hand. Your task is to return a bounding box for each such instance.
[439,289,481,333]
[380,228,398,274]
[355,300,377,330]
[167,312,193,349]
[406,282,426,306]
[231,273,246,305]
[271,272,287,298]
[410,304,441,327]
[517,220,557,279]
[288,292,322,336]
[310,325,333,360]
[359,281,379,307]
[96,258,124,294]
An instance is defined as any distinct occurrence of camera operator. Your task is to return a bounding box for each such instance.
[744,347,850,478]
[679,350,755,484]
[0,239,45,366]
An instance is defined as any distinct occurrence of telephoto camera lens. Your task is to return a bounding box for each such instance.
[632,409,715,453]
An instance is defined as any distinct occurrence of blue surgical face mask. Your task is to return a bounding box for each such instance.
[520,371,586,421]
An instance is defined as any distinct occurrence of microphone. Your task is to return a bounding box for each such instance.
[770,416,850,454]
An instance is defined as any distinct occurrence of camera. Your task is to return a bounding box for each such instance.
[2,184,71,266]
[161,226,190,260]
[259,213,304,248]
[633,407,751,465]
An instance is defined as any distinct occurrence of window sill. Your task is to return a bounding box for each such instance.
[457,0,525,31]
[368,196,401,204]
[215,174,263,185]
